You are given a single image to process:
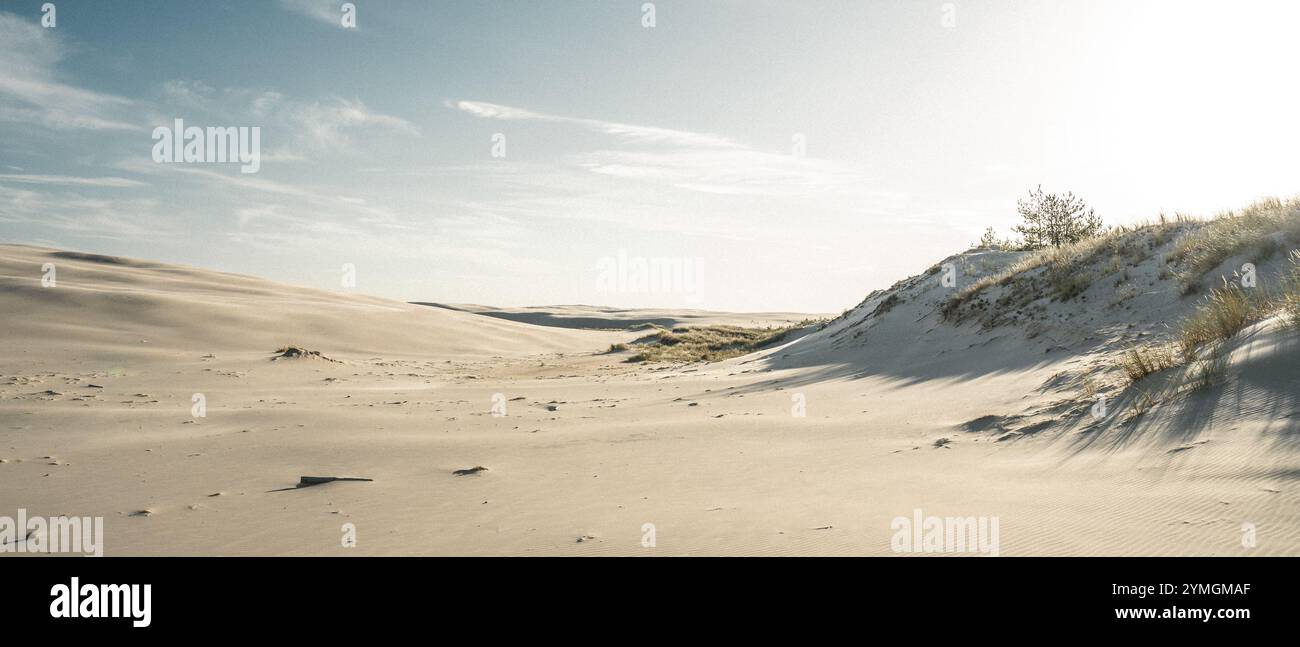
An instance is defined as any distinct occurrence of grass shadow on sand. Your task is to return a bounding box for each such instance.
[1063,327,1300,461]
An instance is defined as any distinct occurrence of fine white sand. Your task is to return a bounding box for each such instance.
[1,243,1296,555]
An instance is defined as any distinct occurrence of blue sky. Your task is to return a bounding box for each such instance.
[3,1,1299,311]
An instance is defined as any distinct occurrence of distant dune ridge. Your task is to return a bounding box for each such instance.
[1,198,1297,555]
[416,302,826,331]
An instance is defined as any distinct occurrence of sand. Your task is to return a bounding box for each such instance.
[1,243,1296,556]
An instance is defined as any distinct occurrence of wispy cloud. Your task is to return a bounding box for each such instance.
[115,157,415,235]
[448,99,878,197]
[152,82,417,158]
[113,157,321,201]
[291,97,419,149]
[450,100,737,149]
[0,184,179,240]
[578,148,872,197]
[0,173,147,188]
[0,13,141,131]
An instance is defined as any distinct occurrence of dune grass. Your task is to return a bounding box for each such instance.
[1118,344,1181,383]
[943,200,1300,323]
[1281,250,1300,328]
[1166,196,1300,294]
[942,221,1183,323]
[1116,286,1262,384]
[624,324,796,363]
[1117,249,1300,384]
[1189,352,1229,391]
[1177,283,1259,359]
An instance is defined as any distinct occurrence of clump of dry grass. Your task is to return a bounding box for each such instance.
[1130,389,1156,418]
[1047,266,1092,301]
[1177,282,1260,359]
[624,325,796,363]
[1189,353,1228,391]
[1118,343,1180,383]
[1280,250,1300,327]
[869,292,902,318]
[1110,283,1139,307]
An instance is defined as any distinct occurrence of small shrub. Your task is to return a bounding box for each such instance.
[870,292,902,317]
[1013,185,1104,249]
[977,227,1001,249]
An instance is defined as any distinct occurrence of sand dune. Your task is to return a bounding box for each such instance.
[1,240,1296,556]
[1,245,611,358]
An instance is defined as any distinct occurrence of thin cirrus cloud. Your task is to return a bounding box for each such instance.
[0,182,178,241]
[291,97,420,150]
[448,99,878,198]
[0,174,147,188]
[153,80,418,156]
[0,13,140,131]
[449,100,738,149]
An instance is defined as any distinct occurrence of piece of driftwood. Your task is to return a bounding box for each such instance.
[266,476,375,493]
[297,476,374,487]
